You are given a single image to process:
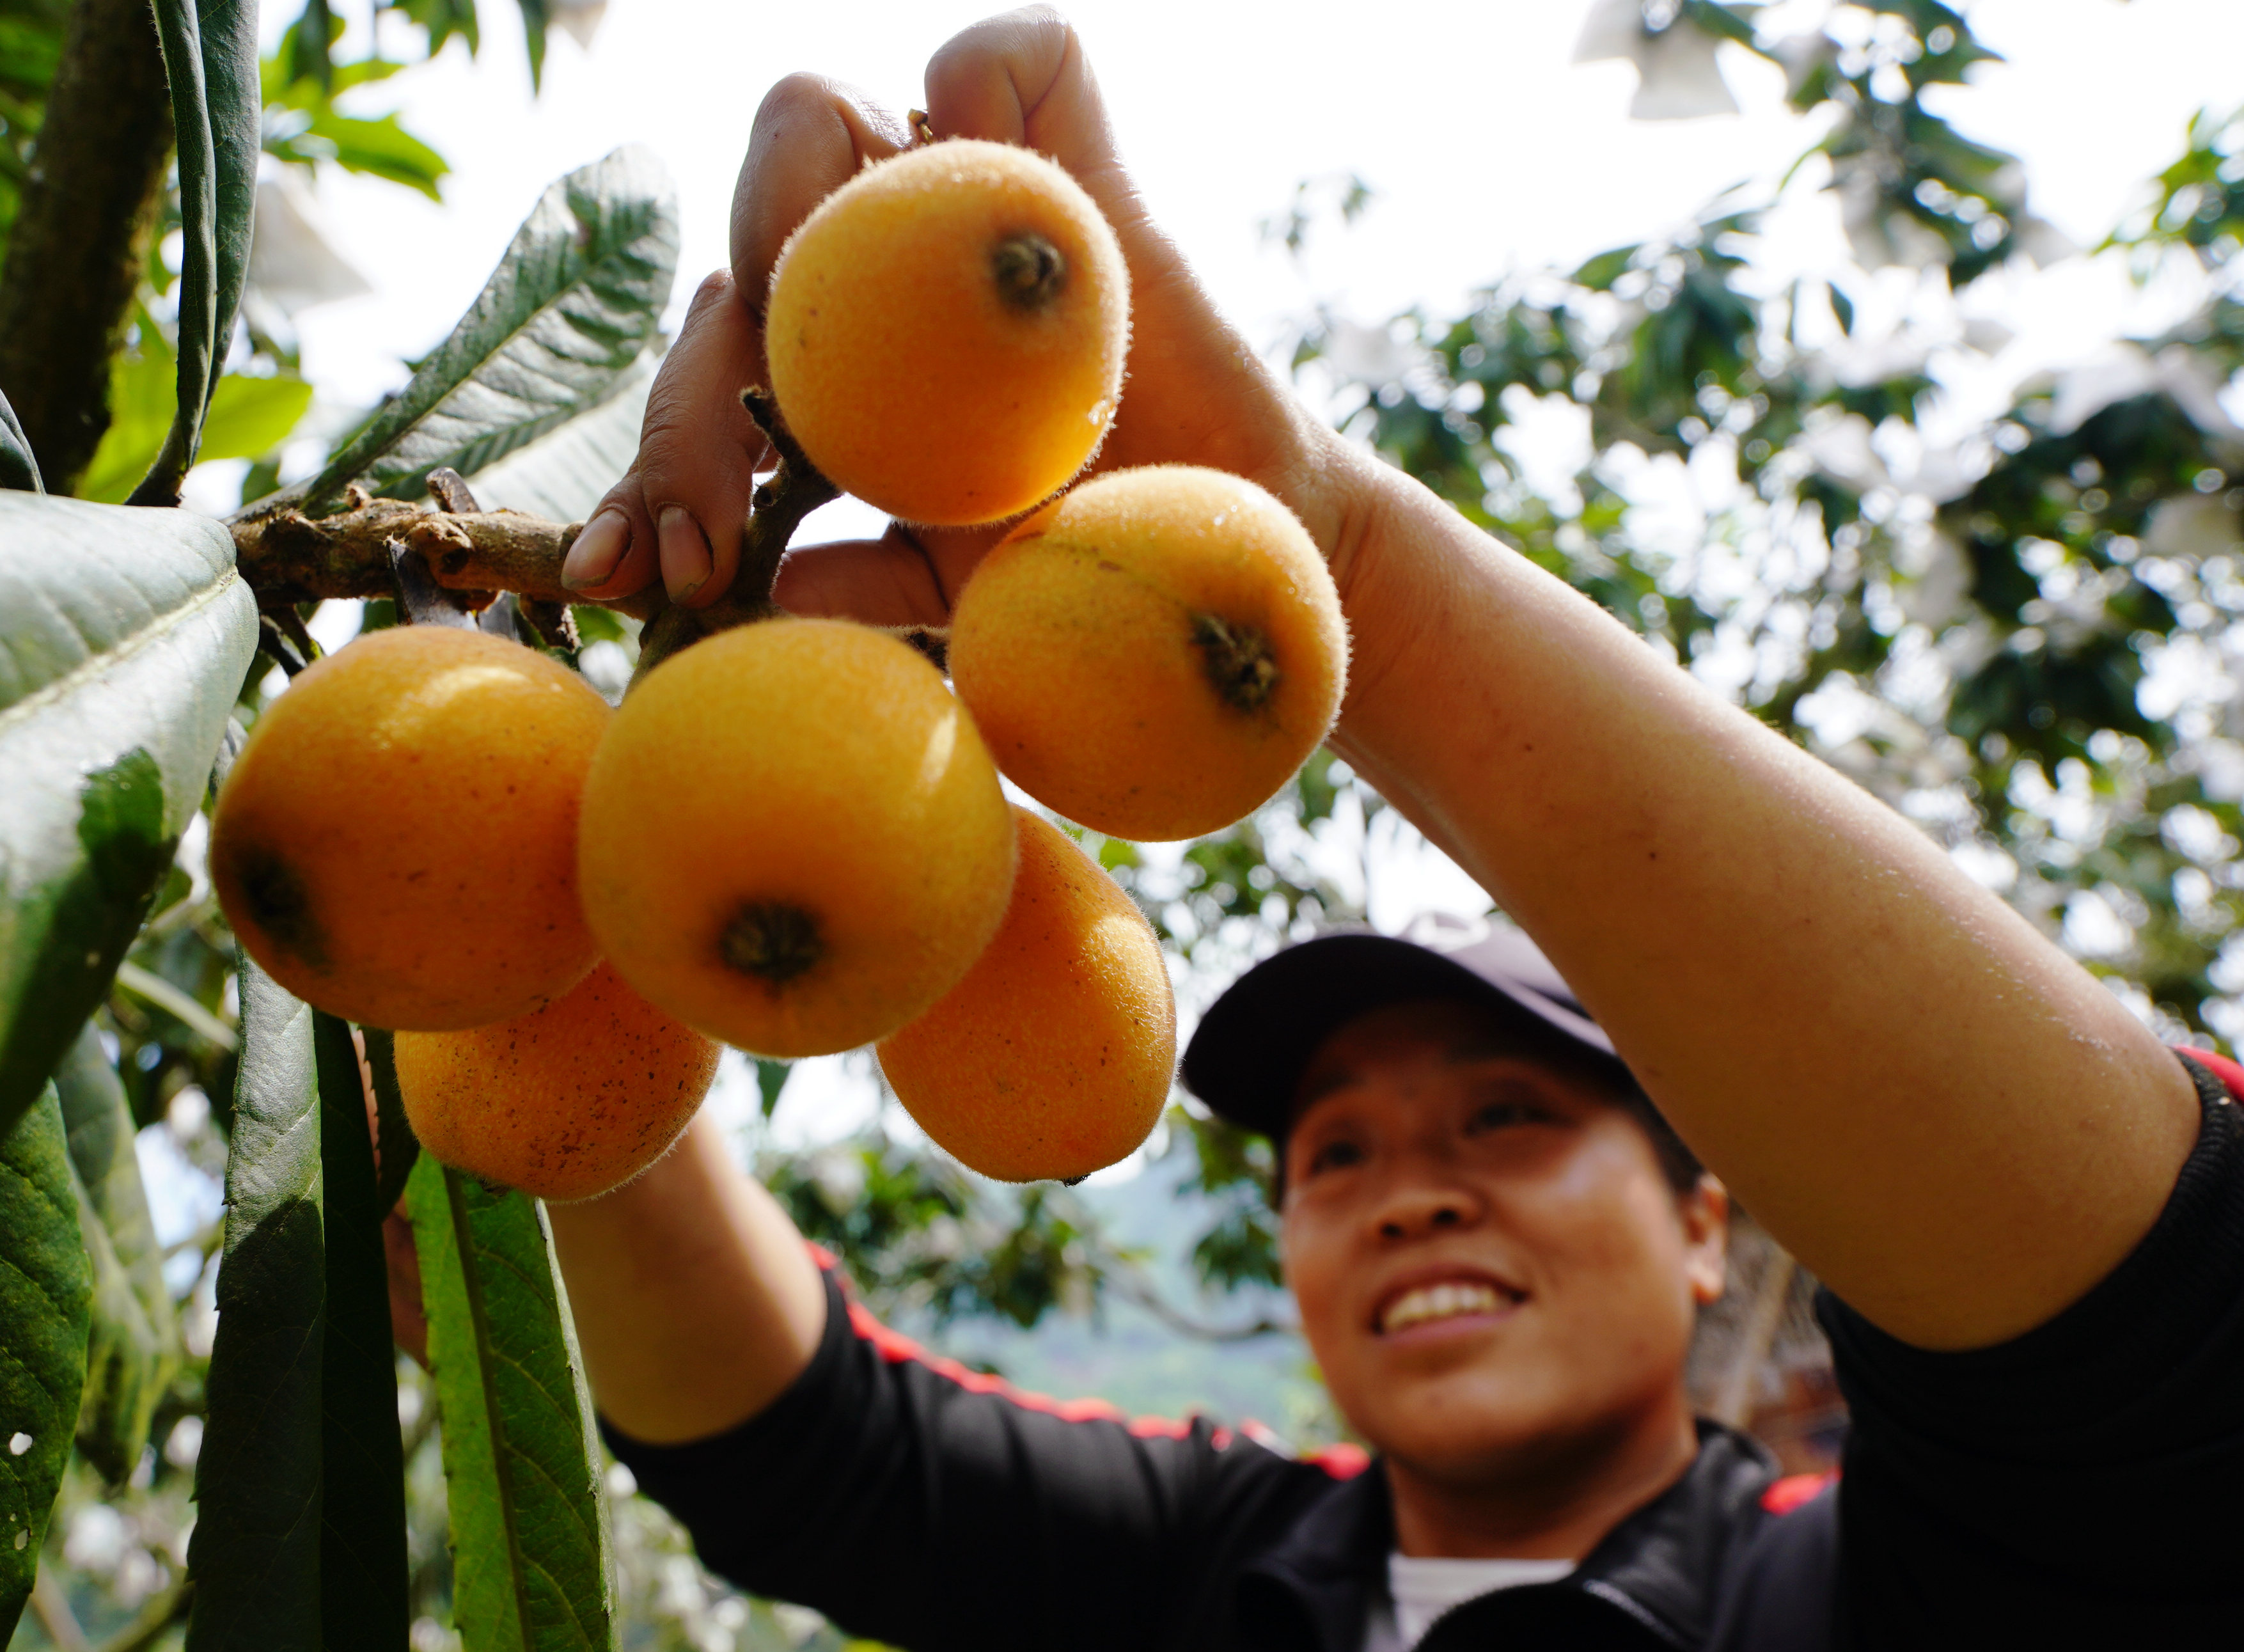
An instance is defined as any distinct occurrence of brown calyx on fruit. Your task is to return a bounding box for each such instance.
[991,233,1068,313]
[1191,613,1281,713]
[232,846,329,968]
[721,902,824,987]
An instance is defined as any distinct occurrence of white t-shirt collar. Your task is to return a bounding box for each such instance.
[1360,1553,1576,1651]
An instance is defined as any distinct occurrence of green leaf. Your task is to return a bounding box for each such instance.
[134,0,263,504]
[393,0,481,61]
[301,108,449,198]
[465,349,655,523]
[1826,279,1855,337]
[286,0,335,91]
[200,0,262,429]
[0,388,39,494]
[0,1086,92,1644]
[361,1028,420,1217]
[66,1149,161,1483]
[1572,243,1640,292]
[304,145,678,512]
[204,375,316,468]
[0,495,258,1135]
[407,1156,615,1651]
[515,0,550,91]
[82,322,311,503]
[313,1011,410,1651]
[187,959,324,1652]
[55,1025,178,1484]
[756,1059,789,1119]
[137,0,221,505]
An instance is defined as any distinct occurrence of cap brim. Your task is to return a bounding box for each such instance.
[1179,929,1620,1140]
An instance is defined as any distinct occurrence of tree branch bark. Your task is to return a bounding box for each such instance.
[230,491,664,620]
[0,0,174,493]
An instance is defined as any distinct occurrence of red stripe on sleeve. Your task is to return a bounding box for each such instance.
[2177,1047,2244,1101]
[1761,1470,1838,1516]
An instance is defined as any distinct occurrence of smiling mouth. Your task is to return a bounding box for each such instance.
[1376,1279,1523,1336]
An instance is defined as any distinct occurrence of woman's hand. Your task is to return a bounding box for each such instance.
[557,5,1375,627]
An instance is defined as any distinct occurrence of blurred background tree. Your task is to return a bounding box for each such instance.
[12,0,2244,1648]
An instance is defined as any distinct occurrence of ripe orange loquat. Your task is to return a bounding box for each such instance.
[393,961,720,1202]
[766,139,1129,526]
[576,618,1017,1058]
[948,466,1348,842]
[210,625,608,1030]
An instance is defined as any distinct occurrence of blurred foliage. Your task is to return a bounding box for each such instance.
[1285,0,2244,1058]
[0,0,68,265]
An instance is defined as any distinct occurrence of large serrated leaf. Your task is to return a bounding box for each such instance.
[0,496,259,1135]
[56,1025,178,1483]
[132,0,265,505]
[305,146,677,512]
[464,349,657,524]
[313,1011,409,1651]
[0,1086,93,1643]
[187,961,324,1652]
[407,1155,615,1652]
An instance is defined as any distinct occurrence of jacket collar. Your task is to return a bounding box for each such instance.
[1236,1423,1777,1651]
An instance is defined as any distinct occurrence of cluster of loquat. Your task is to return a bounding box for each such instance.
[208,139,1347,1201]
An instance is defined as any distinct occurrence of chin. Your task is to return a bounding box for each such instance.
[1349,1365,1589,1478]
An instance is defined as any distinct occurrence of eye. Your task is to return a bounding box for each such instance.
[1305,1137,1365,1177]
[1466,1099,1553,1134]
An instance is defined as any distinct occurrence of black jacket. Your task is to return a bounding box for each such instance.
[609,1057,2244,1648]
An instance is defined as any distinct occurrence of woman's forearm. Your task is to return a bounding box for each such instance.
[548,1113,826,1444]
[1324,458,2199,1350]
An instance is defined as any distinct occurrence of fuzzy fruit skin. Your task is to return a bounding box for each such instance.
[210,625,608,1030]
[949,466,1349,842]
[394,962,719,1202]
[767,139,1129,527]
[879,808,1174,1182]
[577,618,1018,1058]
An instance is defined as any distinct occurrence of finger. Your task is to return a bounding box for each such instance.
[730,74,910,313]
[773,526,956,629]
[561,464,660,600]
[774,519,1019,627]
[922,8,1153,244]
[633,269,773,608]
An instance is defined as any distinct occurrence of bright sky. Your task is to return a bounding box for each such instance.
[270,0,2244,420]
[226,0,2244,1157]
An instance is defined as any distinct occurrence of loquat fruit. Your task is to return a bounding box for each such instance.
[879,808,1174,1183]
[210,625,608,1031]
[577,618,1017,1058]
[948,466,1349,842]
[766,139,1129,526]
[393,961,720,1202]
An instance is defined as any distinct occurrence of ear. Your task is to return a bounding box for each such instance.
[1679,1174,1730,1307]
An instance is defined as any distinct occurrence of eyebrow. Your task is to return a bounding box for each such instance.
[1292,1031,1536,1113]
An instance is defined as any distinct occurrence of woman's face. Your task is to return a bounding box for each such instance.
[1279,1000,1727,1490]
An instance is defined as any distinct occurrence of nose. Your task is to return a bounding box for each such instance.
[1370,1179,1483,1243]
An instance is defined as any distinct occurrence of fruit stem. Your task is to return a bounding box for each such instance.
[622,389,838,692]
[735,386,840,610]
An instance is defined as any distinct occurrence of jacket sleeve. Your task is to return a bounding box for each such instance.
[1816,1053,2244,1641]
[600,1255,1350,1652]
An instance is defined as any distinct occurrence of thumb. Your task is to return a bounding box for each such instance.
[921,8,1153,246]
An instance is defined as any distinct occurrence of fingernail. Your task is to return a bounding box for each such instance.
[562,512,629,590]
[659,505,713,603]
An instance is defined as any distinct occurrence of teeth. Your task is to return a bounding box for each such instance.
[1380,1280,1509,1334]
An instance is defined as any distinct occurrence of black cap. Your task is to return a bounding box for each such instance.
[1180,912,1622,1141]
